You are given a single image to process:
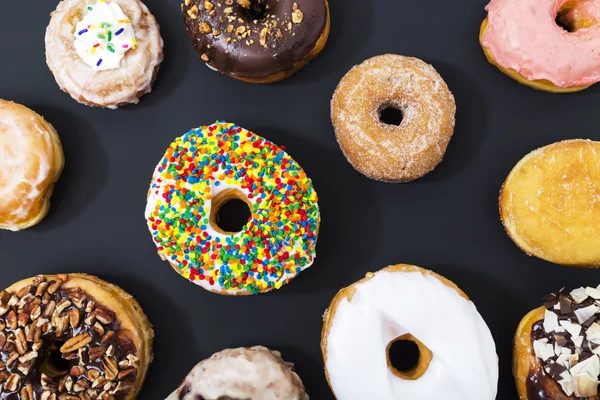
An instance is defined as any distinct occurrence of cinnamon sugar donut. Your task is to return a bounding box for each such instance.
[331,55,456,182]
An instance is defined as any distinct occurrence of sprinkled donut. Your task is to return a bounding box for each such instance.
[145,122,320,295]
[321,265,498,399]
[331,54,456,182]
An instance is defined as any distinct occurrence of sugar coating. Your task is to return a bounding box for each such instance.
[331,54,456,182]
[145,122,320,294]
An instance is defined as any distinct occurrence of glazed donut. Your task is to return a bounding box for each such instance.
[331,55,456,182]
[321,265,498,399]
[0,100,64,231]
[480,0,600,92]
[45,0,164,108]
[167,346,308,400]
[0,274,153,400]
[145,122,320,295]
[181,0,330,83]
[500,139,600,267]
[514,286,600,398]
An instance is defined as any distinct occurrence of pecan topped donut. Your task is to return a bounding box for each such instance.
[182,0,330,83]
[0,274,153,400]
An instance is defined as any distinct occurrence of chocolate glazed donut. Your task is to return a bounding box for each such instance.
[182,0,330,83]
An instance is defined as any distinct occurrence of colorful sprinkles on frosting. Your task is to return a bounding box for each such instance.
[146,122,319,294]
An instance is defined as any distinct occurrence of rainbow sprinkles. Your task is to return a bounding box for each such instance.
[73,0,136,71]
[145,122,320,295]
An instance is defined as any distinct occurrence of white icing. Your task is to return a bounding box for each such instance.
[324,270,498,400]
[166,347,308,400]
[73,0,136,71]
[0,109,55,231]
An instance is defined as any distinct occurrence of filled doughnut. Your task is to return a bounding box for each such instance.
[500,139,600,267]
[181,0,330,83]
[0,274,153,399]
[145,122,320,295]
[0,100,64,232]
[45,0,164,108]
[480,0,600,92]
[514,286,600,398]
[167,346,308,399]
[321,265,498,399]
[331,55,456,182]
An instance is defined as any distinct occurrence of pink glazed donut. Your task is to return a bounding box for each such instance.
[480,0,600,92]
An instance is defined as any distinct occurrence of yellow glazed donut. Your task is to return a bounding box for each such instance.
[0,100,64,231]
[500,140,600,267]
[321,265,498,399]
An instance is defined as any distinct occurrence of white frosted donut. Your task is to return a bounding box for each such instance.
[167,346,309,400]
[321,265,498,400]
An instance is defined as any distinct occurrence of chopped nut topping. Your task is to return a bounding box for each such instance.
[187,4,199,19]
[200,22,212,34]
[204,0,214,11]
[201,53,210,62]
[237,0,251,8]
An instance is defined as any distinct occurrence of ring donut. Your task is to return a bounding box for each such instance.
[480,0,600,92]
[45,0,164,108]
[0,100,64,231]
[321,265,498,399]
[181,0,330,83]
[0,274,153,399]
[514,286,600,398]
[167,346,308,399]
[331,54,456,182]
[145,122,320,295]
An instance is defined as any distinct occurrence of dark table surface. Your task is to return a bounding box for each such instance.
[2,0,600,398]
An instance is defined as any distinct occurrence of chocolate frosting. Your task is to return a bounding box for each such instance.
[182,0,327,79]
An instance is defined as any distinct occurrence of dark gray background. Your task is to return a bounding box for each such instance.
[1,0,600,398]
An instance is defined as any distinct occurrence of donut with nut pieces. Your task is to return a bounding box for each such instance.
[0,274,153,400]
[181,0,330,83]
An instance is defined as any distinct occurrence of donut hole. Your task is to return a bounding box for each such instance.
[556,6,597,32]
[210,188,252,234]
[378,105,404,126]
[239,0,268,20]
[39,341,71,377]
[386,334,432,380]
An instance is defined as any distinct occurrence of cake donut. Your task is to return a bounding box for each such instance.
[331,55,456,182]
[0,100,64,231]
[45,0,164,108]
[0,274,153,399]
[181,0,330,83]
[321,265,498,399]
[500,140,600,267]
[514,286,600,398]
[167,346,308,400]
[145,122,320,295]
[480,0,600,92]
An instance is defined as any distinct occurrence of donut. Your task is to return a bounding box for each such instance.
[480,0,600,92]
[321,265,498,399]
[167,346,308,399]
[145,122,320,295]
[0,274,153,400]
[514,286,600,398]
[500,139,600,267]
[331,55,456,183]
[45,0,164,108]
[181,0,330,83]
[0,100,64,232]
